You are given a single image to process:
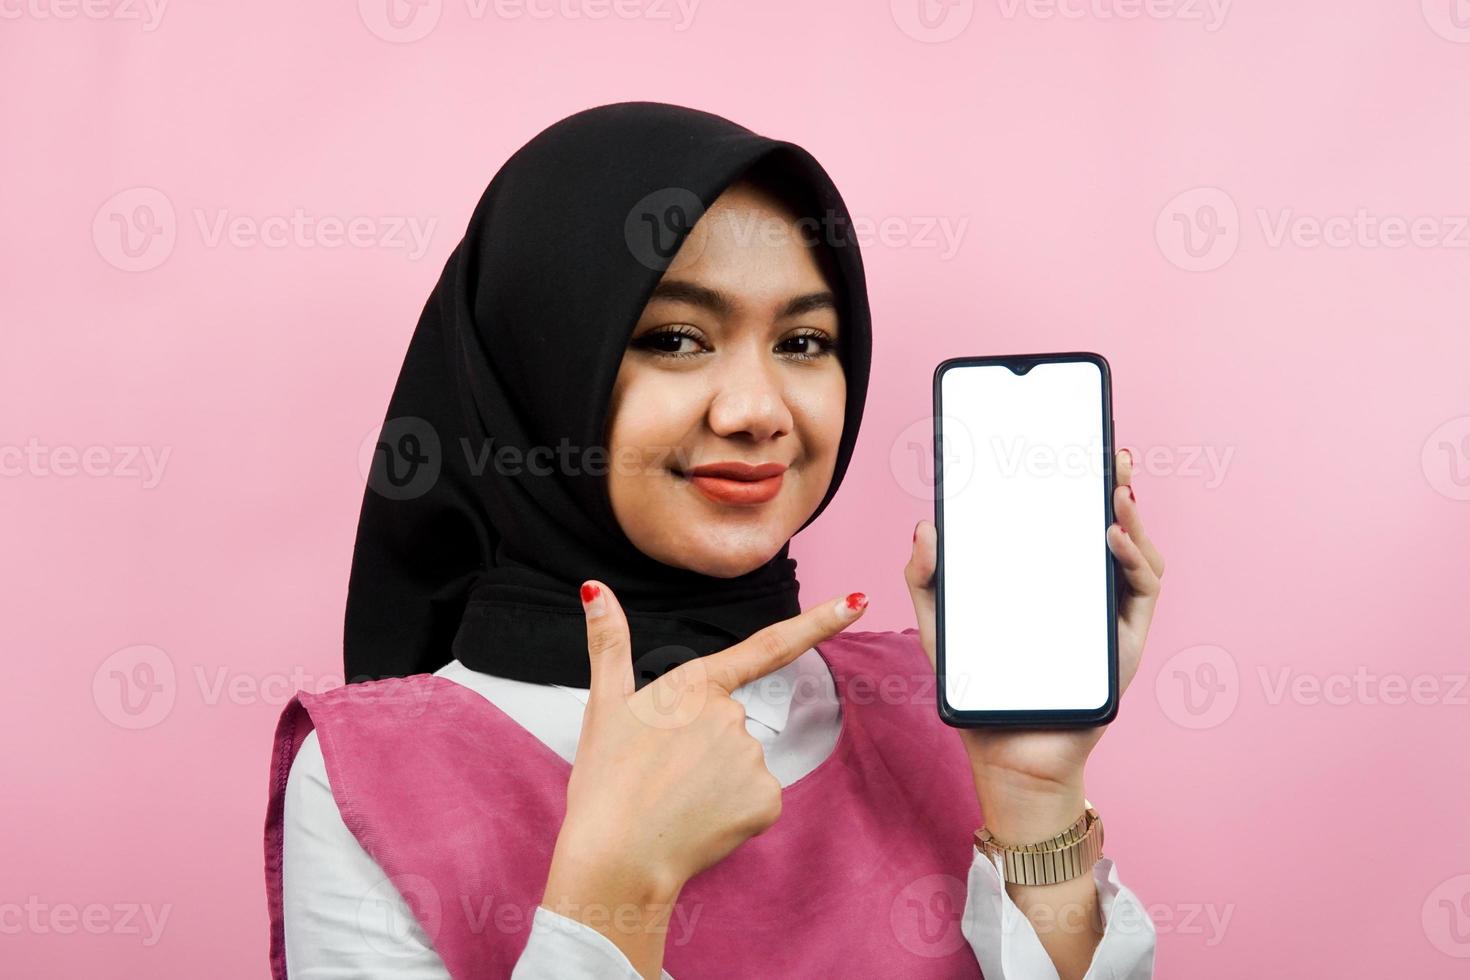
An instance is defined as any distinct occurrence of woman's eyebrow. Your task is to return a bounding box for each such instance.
[778,291,837,318]
[649,279,838,319]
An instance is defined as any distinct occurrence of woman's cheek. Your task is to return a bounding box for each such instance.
[790,373,846,464]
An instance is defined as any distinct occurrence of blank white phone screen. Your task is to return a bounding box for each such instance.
[939,361,1109,713]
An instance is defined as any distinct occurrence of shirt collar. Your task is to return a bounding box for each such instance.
[552,650,808,735]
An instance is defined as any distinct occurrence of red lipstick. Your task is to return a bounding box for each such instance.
[679,461,787,506]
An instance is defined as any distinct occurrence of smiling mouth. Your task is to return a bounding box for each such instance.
[673,461,788,506]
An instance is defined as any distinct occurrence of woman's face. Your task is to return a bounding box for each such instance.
[606,181,846,578]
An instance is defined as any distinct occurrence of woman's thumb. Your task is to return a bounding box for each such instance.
[580,580,634,704]
[905,521,937,596]
[905,521,938,667]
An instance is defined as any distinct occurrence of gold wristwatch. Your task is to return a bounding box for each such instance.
[974,801,1104,886]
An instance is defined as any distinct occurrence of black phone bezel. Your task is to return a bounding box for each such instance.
[932,351,1120,729]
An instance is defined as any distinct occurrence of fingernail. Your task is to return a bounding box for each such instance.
[836,592,868,620]
[1127,485,1135,502]
[1119,524,1130,537]
[1122,447,1133,465]
[913,521,921,542]
[580,581,606,619]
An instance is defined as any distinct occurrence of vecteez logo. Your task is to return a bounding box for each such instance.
[1157,186,1470,271]
[360,417,444,501]
[891,0,975,43]
[1155,187,1240,272]
[92,186,439,271]
[93,645,177,730]
[0,0,169,30]
[1422,0,1470,43]
[359,0,443,42]
[93,187,177,273]
[1154,643,1239,729]
[358,0,700,42]
[1422,416,1470,501]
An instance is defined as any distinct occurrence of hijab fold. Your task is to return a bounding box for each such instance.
[344,101,872,687]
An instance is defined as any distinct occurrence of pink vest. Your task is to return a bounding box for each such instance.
[264,628,985,977]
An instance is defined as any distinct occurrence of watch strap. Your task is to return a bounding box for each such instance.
[974,802,1104,886]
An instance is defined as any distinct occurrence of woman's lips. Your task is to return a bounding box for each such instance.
[677,461,788,506]
[688,472,785,505]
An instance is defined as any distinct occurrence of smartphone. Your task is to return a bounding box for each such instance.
[932,352,1119,728]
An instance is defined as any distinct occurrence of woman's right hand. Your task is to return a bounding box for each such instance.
[539,580,867,977]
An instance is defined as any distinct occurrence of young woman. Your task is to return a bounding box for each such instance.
[264,101,1165,979]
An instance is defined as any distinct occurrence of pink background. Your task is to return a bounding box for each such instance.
[4,1,1469,976]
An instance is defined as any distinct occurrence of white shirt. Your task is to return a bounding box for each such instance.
[282,650,1156,978]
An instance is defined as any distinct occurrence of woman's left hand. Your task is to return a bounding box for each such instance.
[905,447,1165,837]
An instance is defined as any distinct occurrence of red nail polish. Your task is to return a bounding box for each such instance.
[845,592,868,612]
[1122,447,1133,464]
[580,583,600,604]
[1127,485,1135,502]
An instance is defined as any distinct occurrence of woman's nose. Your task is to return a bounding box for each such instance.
[706,356,794,443]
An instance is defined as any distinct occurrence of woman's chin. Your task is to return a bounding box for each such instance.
[658,536,787,579]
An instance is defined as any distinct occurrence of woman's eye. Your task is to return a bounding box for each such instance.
[631,327,706,358]
[631,326,837,361]
[778,331,838,360]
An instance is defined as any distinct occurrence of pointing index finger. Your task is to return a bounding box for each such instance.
[703,593,868,693]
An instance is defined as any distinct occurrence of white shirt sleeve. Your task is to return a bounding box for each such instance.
[964,849,1157,979]
[282,730,447,978]
[512,906,674,980]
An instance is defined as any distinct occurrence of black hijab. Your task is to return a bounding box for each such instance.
[343,101,872,687]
